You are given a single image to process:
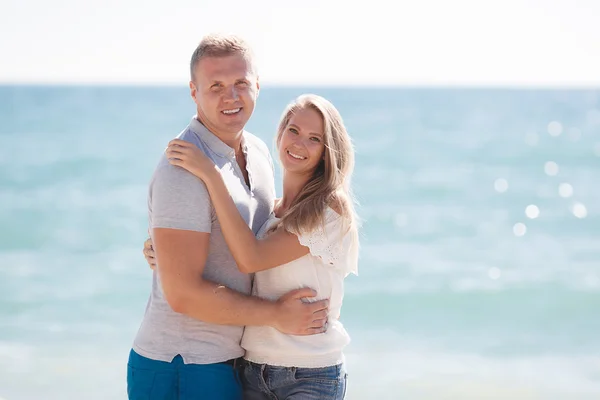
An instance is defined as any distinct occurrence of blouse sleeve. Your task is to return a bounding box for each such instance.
[296,208,359,276]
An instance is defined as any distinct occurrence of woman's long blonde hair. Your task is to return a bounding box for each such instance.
[274,94,359,240]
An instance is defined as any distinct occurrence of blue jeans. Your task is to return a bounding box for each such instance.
[241,360,347,400]
[127,349,243,400]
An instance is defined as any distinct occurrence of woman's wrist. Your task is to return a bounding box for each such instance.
[204,165,222,185]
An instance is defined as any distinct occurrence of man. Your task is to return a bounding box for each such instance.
[128,34,329,400]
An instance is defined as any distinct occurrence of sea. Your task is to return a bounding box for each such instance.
[1,85,599,399]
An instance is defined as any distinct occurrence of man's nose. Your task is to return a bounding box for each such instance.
[223,86,239,102]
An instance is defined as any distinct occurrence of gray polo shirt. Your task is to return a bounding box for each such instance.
[133,117,276,364]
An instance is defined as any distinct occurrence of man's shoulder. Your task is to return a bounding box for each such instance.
[149,138,207,190]
[150,156,208,191]
[177,127,205,149]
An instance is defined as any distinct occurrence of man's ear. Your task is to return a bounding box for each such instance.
[189,81,197,102]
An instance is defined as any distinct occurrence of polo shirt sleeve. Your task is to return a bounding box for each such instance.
[149,161,213,233]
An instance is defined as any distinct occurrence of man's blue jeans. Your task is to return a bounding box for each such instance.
[127,349,243,400]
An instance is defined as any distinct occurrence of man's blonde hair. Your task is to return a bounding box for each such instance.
[190,33,257,80]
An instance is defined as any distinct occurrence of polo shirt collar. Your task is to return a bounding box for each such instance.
[189,116,249,158]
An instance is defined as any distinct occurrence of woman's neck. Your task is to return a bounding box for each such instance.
[277,171,312,216]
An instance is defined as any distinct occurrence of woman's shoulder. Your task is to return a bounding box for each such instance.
[324,196,350,224]
[327,198,342,216]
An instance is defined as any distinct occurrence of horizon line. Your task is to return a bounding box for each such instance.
[1,81,600,90]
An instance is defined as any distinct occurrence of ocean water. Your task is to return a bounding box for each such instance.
[1,85,599,400]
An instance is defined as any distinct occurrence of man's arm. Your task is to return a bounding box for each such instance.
[154,227,327,334]
[149,158,327,335]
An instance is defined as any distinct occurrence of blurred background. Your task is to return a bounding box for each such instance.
[1,1,599,399]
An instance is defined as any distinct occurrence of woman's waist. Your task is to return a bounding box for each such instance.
[253,267,343,302]
[241,320,350,353]
[243,349,345,368]
[253,279,342,305]
[242,322,349,368]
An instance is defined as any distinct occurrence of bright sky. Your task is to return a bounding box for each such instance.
[2,0,600,86]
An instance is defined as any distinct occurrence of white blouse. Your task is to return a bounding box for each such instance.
[241,207,359,368]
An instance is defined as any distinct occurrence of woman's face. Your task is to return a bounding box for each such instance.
[278,107,326,176]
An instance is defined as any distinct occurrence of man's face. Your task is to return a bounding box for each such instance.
[190,54,259,137]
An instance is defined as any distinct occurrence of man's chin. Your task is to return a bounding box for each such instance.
[220,118,249,132]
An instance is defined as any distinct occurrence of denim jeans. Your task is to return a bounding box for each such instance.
[241,360,347,400]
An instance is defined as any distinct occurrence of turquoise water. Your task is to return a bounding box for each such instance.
[1,85,599,399]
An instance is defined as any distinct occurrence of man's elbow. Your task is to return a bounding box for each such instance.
[162,280,211,316]
[163,289,189,314]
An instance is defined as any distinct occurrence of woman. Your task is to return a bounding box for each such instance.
[144,94,359,399]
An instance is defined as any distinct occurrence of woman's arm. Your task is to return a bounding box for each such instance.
[203,171,309,272]
[166,139,309,273]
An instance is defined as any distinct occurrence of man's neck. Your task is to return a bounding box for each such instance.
[196,115,243,151]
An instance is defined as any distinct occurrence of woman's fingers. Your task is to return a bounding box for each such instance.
[144,238,153,251]
[166,148,188,164]
[142,244,156,269]
[168,139,191,148]
[166,147,186,157]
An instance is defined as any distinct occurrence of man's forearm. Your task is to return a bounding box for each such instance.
[175,279,278,327]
